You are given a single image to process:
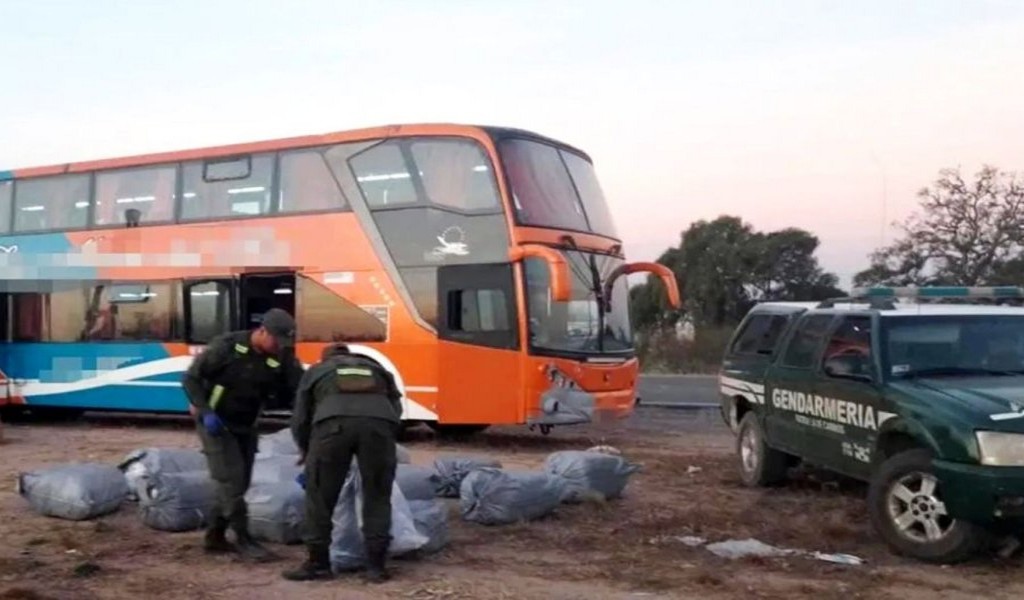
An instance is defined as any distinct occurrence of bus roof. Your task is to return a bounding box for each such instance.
[3,123,592,180]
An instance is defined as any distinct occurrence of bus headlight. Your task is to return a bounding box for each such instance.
[976,431,1024,466]
[546,366,576,389]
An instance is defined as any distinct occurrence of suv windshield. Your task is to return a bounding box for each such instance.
[882,315,1024,378]
[523,250,632,354]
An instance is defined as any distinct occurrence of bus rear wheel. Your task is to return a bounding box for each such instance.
[31,407,86,422]
[427,423,489,438]
[0,406,83,423]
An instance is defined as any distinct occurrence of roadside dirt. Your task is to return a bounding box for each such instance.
[0,408,1023,599]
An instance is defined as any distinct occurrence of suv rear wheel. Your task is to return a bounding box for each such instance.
[867,448,988,563]
[736,412,789,487]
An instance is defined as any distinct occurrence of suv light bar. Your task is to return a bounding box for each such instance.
[851,286,1024,299]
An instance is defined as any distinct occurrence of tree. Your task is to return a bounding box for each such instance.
[677,216,759,326]
[854,166,1024,287]
[749,228,844,301]
[630,216,843,330]
[629,247,681,330]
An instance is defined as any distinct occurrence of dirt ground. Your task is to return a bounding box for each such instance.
[2,408,1024,600]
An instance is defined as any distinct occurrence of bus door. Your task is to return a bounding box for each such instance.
[238,273,296,330]
[436,263,523,425]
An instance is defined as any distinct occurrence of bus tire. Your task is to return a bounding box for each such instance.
[0,406,31,423]
[868,448,988,564]
[427,423,489,438]
[29,407,85,422]
[736,411,789,487]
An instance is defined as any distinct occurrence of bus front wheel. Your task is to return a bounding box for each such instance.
[427,423,489,438]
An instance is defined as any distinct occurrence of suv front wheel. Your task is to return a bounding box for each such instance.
[736,412,789,487]
[867,448,988,563]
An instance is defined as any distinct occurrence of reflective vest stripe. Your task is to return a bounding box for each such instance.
[209,384,226,410]
[337,367,374,377]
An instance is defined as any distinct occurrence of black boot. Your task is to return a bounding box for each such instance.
[203,517,235,554]
[362,539,391,584]
[282,545,332,581]
[233,526,279,563]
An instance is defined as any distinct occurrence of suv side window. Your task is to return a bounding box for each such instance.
[822,315,873,378]
[780,314,834,368]
[732,314,791,355]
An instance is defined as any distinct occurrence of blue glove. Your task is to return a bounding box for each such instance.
[296,472,307,489]
[202,412,224,436]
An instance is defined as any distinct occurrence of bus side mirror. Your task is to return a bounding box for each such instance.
[603,262,682,312]
[508,245,571,302]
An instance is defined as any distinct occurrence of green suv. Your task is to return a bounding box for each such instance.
[719,287,1024,563]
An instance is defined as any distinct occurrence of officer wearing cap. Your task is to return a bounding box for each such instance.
[282,343,403,583]
[182,308,305,562]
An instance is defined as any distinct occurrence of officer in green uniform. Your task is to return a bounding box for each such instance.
[182,308,305,562]
[282,343,403,583]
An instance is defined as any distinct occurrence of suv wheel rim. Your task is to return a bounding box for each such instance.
[886,471,953,544]
[740,424,760,474]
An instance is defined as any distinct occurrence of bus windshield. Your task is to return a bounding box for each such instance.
[499,138,618,238]
[524,250,633,354]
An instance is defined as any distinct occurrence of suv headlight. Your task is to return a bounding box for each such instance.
[976,431,1024,466]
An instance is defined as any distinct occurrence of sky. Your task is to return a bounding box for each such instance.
[2,0,1024,288]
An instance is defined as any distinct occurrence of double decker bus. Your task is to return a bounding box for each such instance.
[0,124,679,434]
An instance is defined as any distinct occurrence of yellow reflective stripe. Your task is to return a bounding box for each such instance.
[234,344,249,354]
[266,358,280,368]
[209,385,226,410]
[337,367,374,377]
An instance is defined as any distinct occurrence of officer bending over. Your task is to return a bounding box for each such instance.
[283,343,403,583]
[182,308,304,562]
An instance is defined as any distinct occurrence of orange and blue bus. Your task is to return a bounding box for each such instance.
[0,124,679,434]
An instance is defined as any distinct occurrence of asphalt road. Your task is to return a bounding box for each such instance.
[637,374,719,408]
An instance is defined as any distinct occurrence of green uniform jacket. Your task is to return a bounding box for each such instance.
[182,331,305,430]
[290,355,403,454]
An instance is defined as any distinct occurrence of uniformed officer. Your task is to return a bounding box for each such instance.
[282,343,403,583]
[182,308,305,562]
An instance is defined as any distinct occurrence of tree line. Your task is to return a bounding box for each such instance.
[629,165,1024,370]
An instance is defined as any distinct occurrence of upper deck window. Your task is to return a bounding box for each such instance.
[180,154,274,220]
[409,140,500,212]
[350,138,501,213]
[14,174,91,233]
[499,138,618,238]
[278,148,348,213]
[94,165,176,227]
[350,143,418,208]
[0,180,12,233]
